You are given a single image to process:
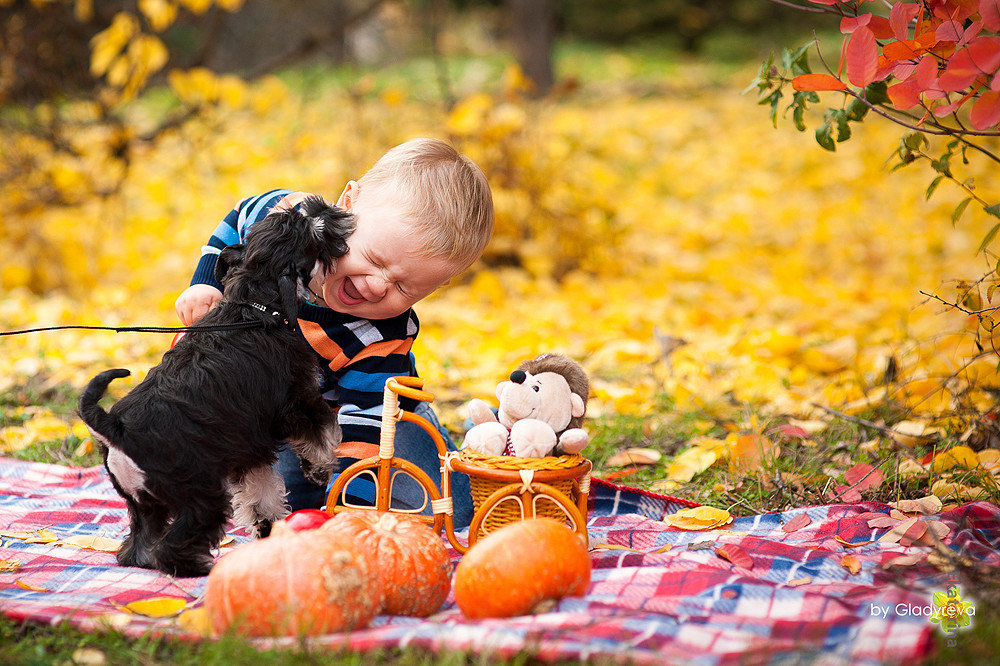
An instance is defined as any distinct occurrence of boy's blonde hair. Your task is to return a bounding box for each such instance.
[358,138,494,268]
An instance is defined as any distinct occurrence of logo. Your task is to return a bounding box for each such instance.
[867,580,975,647]
[929,584,975,642]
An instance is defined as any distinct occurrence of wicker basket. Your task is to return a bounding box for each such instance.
[452,449,591,538]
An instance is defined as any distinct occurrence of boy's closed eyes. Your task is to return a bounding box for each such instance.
[307,182,462,320]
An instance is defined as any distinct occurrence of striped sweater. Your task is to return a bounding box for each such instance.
[190,189,419,461]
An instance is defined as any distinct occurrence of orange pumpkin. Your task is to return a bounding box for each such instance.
[204,529,381,637]
[453,518,591,619]
[321,510,452,617]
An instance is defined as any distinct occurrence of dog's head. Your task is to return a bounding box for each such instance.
[215,195,355,328]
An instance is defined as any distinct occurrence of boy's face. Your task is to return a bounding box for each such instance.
[317,190,461,320]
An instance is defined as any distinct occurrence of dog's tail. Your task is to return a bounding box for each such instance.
[78,369,131,444]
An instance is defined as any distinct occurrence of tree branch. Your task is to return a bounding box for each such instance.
[243,0,388,80]
[765,0,830,13]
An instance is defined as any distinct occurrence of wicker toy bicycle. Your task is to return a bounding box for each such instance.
[325,377,591,552]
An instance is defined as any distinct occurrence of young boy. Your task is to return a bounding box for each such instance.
[174,138,494,528]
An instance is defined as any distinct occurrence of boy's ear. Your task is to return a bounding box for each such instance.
[336,180,360,210]
[215,245,245,285]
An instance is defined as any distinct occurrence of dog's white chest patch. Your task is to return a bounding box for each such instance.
[106,448,147,500]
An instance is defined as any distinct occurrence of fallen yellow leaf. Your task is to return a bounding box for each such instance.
[890,495,943,516]
[840,554,861,575]
[0,558,21,573]
[59,535,122,552]
[606,447,662,467]
[931,445,980,472]
[591,542,672,554]
[176,606,212,636]
[665,506,733,531]
[74,438,95,457]
[70,648,106,666]
[891,420,936,447]
[979,449,1000,471]
[726,433,778,474]
[121,596,189,617]
[931,479,991,502]
[666,446,717,482]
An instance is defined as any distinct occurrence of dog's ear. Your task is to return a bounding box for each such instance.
[296,195,355,271]
[278,272,299,333]
[215,245,245,285]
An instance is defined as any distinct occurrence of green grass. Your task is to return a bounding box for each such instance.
[0,615,532,665]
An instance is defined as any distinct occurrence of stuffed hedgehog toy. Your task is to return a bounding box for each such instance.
[463,353,590,458]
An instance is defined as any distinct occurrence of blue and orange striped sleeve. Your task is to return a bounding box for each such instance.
[189,189,293,289]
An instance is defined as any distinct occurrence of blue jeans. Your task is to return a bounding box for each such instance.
[276,401,474,528]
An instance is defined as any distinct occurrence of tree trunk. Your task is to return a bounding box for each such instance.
[506,0,555,96]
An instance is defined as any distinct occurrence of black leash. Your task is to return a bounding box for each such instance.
[0,302,288,337]
[0,321,269,337]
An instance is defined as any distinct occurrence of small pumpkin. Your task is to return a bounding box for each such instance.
[453,517,591,619]
[321,510,452,617]
[204,528,380,637]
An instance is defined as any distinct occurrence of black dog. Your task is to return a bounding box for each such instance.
[78,196,354,577]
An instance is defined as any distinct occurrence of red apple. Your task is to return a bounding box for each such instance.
[278,509,332,532]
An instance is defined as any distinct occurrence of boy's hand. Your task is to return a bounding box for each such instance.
[175,284,223,325]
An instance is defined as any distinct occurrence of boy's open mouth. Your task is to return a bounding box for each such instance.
[338,277,366,305]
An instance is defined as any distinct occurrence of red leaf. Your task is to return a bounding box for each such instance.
[930,0,977,21]
[916,28,939,49]
[869,16,895,40]
[782,513,812,533]
[841,13,872,34]
[936,20,964,43]
[791,73,848,92]
[938,38,1000,90]
[983,0,1000,32]
[993,73,1000,90]
[961,21,984,48]
[940,49,983,90]
[915,55,939,88]
[844,462,885,491]
[966,36,1000,73]
[894,62,918,80]
[971,89,1000,129]
[875,55,898,81]
[847,26,879,86]
[890,1,920,40]
[934,92,972,118]
[867,516,900,529]
[715,544,754,569]
[898,519,929,546]
[770,424,811,439]
[833,484,864,503]
[884,39,923,62]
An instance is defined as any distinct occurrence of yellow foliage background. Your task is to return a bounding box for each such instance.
[1,58,997,436]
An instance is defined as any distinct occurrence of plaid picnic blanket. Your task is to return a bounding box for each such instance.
[2,456,997,664]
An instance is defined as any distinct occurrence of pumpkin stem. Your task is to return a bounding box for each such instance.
[531,598,558,615]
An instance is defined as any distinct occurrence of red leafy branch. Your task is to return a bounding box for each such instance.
[777,0,1000,134]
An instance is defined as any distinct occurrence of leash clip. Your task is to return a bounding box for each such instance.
[249,302,289,327]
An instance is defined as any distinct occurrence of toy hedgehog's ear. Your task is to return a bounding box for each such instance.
[215,244,245,285]
[495,380,512,401]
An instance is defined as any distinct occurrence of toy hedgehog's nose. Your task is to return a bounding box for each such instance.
[509,370,526,384]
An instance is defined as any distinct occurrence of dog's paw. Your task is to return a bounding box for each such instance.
[300,458,333,486]
[252,519,273,539]
[320,422,342,451]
